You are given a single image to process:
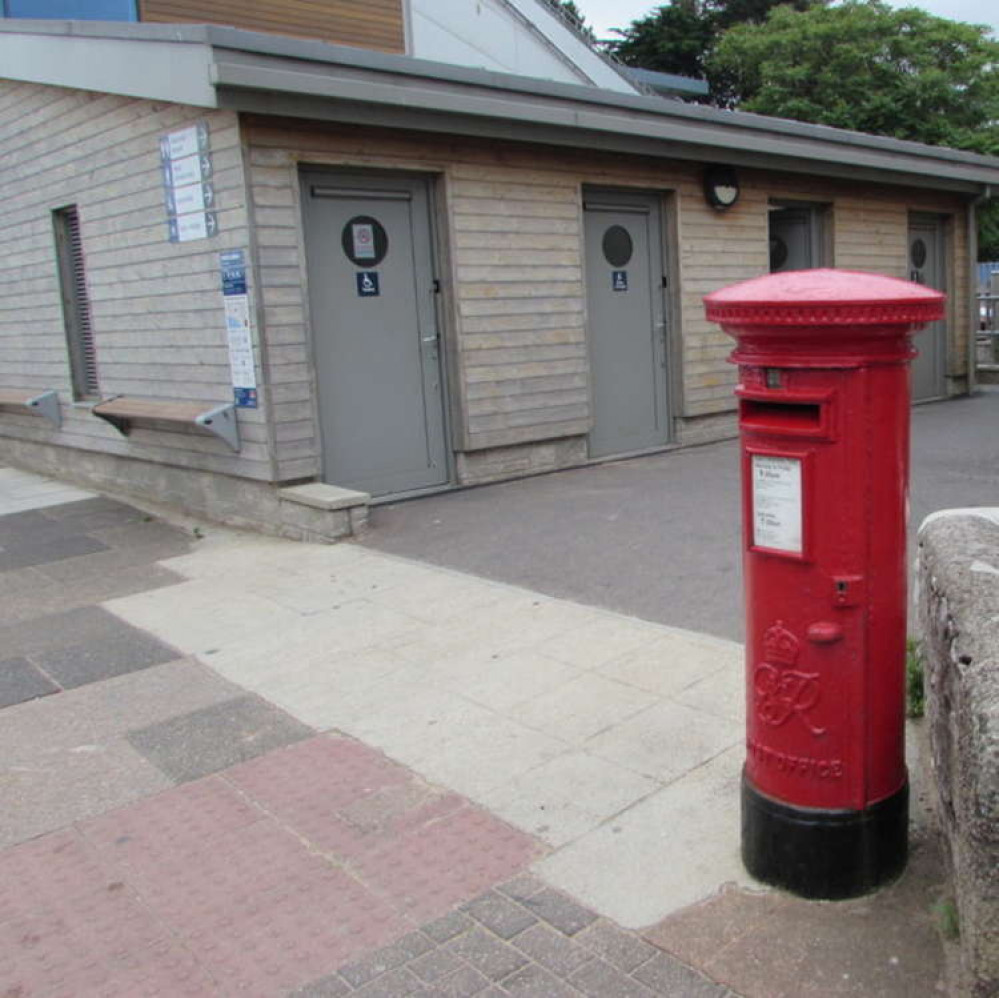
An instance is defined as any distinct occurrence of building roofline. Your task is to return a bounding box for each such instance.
[2,18,998,192]
[621,66,710,97]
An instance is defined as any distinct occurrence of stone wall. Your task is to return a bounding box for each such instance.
[918,509,999,997]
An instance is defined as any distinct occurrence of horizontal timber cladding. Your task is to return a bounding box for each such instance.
[243,118,970,475]
[0,81,273,480]
[138,0,406,53]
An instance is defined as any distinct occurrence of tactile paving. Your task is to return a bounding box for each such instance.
[0,828,116,924]
[354,805,543,922]
[225,734,410,811]
[0,734,544,998]
[79,775,262,867]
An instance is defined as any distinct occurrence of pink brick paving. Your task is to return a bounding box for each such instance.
[0,735,543,998]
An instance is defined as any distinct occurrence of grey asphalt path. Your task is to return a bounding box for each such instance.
[362,387,999,642]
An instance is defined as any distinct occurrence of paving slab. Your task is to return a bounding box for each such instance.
[1,604,153,659]
[643,834,950,997]
[0,530,109,570]
[0,468,94,514]
[479,751,658,848]
[0,658,244,760]
[533,747,752,928]
[0,737,174,848]
[41,559,186,603]
[0,508,79,544]
[0,655,59,708]
[38,493,149,527]
[33,623,181,689]
[128,694,313,782]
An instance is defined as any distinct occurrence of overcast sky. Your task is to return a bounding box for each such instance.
[577,0,999,39]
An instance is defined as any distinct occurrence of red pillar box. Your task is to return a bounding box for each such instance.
[704,269,945,899]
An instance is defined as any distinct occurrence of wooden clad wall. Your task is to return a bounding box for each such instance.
[0,81,273,479]
[139,0,406,53]
[244,120,969,482]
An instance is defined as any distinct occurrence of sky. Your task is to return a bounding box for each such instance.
[577,0,999,39]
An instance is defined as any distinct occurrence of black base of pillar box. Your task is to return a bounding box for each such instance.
[741,774,908,900]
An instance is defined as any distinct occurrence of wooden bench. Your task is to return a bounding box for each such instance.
[0,388,61,428]
[91,396,240,452]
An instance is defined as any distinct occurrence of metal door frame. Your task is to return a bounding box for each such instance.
[768,199,829,272]
[297,165,456,499]
[908,211,949,403]
[581,186,677,460]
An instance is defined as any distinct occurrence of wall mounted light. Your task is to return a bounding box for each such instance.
[704,165,740,210]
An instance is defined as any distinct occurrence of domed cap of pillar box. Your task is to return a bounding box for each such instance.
[704,268,946,365]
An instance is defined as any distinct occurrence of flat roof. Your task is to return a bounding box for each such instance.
[2,19,998,193]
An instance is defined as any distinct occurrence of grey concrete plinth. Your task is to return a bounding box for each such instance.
[278,483,370,543]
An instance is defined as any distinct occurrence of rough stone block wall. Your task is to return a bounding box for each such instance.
[918,510,999,997]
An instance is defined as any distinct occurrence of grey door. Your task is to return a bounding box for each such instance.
[301,172,448,497]
[770,207,816,272]
[908,215,947,402]
[584,193,670,458]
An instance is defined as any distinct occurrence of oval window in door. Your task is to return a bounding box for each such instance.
[602,225,633,268]
[910,238,927,269]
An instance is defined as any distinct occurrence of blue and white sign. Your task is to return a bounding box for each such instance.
[168,211,217,243]
[168,154,205,189]
[219,250,257,408]
[165,181,214,217]
[220,250,247,296]
[612,270,629,292]
[357,271,380,297]
[159,122,209,164]
[161,121,218,243]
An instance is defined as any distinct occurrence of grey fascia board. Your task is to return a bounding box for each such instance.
[0,24,217,106]
[221,88,986,194]
[212,54,999,191]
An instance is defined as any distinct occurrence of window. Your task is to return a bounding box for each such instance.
[3,1,137,19]
[53,206,99,400]
[769,201,828,274]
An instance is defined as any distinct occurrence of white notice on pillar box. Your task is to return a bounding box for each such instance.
[752,454,803,555]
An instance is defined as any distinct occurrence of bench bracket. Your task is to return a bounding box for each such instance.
[27,390,62,428]
[195,403,240,452]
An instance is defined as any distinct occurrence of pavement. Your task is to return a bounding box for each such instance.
[0,462,956,997]
[361,387,999,642]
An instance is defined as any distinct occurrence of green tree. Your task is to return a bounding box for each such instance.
[710,1,999,148]
[608,0,821,91]
[709,1,999,257]
[609,1,716,81]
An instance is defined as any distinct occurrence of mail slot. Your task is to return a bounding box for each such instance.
[739,397,826,436]
[705,269,946,899]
